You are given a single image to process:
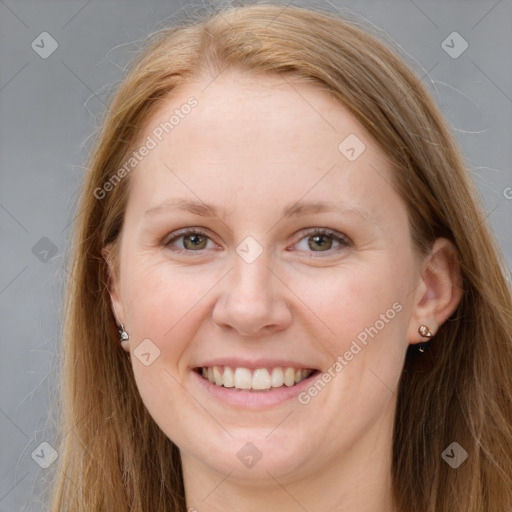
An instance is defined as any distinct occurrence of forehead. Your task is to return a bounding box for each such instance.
[136,69,373,155]
[126,70,399,224]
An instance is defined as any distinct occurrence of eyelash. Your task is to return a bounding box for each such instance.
[163,227,352,256]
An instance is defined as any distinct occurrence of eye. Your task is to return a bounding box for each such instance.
[292,228,351,254]
[163,228,352,253]
[164,228,217,252]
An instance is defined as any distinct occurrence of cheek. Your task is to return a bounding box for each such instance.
[289,261,409,421]
[291,262,407,357]
[121,261,212,435]
[121,256,224,368]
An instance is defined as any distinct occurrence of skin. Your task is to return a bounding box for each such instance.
[104,69,462,512]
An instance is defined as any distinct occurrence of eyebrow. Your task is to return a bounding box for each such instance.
[144,198,370,222]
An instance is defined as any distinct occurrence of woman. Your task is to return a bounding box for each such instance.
[49,2,512,511]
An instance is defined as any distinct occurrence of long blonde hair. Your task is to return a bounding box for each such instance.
[47,2,512,511]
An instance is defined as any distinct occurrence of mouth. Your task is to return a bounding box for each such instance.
[194,365,320,392]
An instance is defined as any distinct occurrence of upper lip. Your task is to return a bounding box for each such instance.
[193,358,319,370]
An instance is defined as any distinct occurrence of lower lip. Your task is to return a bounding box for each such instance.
[191,369,320,409]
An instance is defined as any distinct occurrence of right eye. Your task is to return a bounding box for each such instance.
[164,228,218,252]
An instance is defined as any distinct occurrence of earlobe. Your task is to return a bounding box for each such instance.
[407,238,463,347]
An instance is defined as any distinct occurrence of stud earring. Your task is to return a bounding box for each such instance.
[118,323,130,350]
[417,324,433,353]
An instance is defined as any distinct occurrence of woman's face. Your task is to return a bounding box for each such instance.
[108,71,425,484]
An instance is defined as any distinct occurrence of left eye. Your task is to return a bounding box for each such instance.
[293,228,350,253]
[164,228,350,254]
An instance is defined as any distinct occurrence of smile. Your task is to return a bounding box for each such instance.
[195,366,318,391]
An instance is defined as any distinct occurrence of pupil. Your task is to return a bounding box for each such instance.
[185,234,205,249]
[309,235,332,251]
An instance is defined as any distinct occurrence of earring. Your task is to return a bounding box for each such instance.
[118,323,130,350]
[118,323,129,341]
[417,324,433,353]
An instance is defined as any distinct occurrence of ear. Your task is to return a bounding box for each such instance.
[407,238,463,346]
[102,243,128,352]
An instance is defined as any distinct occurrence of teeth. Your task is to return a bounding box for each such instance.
[252,368,271,390]
[213,366,223,386]
[223,366,235,387]
[200,366,314,391]
[271,367,284,387]
[234,368,252,390]
[284,367,295,387]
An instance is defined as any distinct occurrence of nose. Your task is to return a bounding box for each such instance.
[212,251,292,336]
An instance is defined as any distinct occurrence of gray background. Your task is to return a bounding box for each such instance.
[0,0,511,510]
